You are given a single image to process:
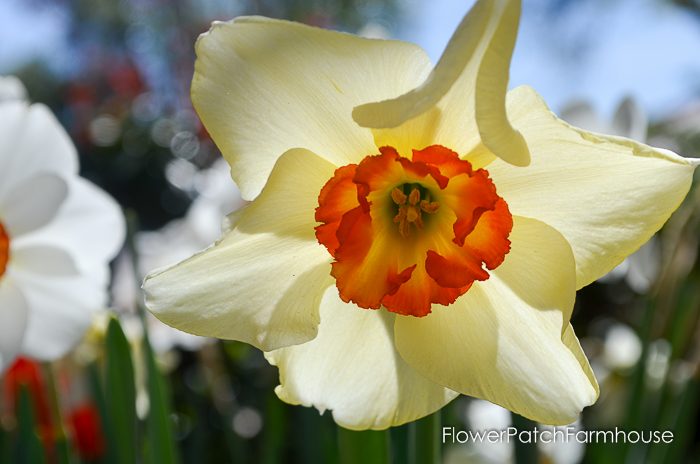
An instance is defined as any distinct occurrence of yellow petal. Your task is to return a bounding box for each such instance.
[192,16,432,200]
[144,149,335,351]
[353,0,529,166]
[489,85,698,288]
[563,323,599,399]
[266,287,458,430]
[395,216,597,425]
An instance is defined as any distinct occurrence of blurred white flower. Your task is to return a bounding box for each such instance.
[560,97,648,142]
[645,339,672,390]
[0,77,125,371]
[464,400,512,464]
[561,98,659,293]
[602,322,642,371]
[454,400,584,464]
[0,76,27,102]
[111,158,245,352]
[138,158,246,274]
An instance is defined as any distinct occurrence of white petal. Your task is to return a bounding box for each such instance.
[0,173,67,237]
[10,245,79,276]
[14,177,125,275]
[266,287,458,430]
[0,277,28,372]
[395,216,597,425]
[0,102,77,199]
[489,86,696,287]
[192,16,431,199]
[144,149,336,351]
[0,76,28,102]
[13,269,103,360]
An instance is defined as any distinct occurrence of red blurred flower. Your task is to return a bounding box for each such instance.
[3,357,54,453]
[68,403,105,461]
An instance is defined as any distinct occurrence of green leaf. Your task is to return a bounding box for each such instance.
[105,318,137,464]
[511,413,538,464]
[143,337,180,464]
[415,411,443,464]
[390,423,412,464]
[87,363,118,464]
[14,385,47,464]
[338,428,389,464]
[261,392,287,464]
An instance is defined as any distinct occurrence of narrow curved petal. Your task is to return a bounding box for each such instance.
[192,16,432,200]
[144,149,336,352]
[266,287,458,430]
[15,177,125,275]
[353,0,529,166]
[0,102,77,199]
[0,278,28,372]
[489,86,697,288]
[395,216,598,425]
[12,270,103,360]
[0,173,68,237]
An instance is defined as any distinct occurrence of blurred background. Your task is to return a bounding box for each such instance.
[1,0,700,463]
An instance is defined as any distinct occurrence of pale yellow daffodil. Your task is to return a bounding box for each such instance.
[144,0,698,429]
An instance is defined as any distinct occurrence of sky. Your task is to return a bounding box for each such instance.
[1,0,699,120]
[0,0,71,75]
[399,0,700,119]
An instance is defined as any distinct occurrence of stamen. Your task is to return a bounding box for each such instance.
[420,200,440,214]
[391,187,407,205]
[391,185,440,238]
[408,187,421,206]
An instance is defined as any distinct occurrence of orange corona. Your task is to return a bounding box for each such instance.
[315,145,513,317]
[0,223,9,278]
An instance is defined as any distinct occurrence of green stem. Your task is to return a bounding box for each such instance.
[511,413,538,464]
[390,424,413,464]
[337,428,389,464]
[414,411,441,464]
[124,210,149,327]
[42,363,72,464]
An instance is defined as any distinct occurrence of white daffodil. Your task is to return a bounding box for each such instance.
[0,77,125,371]
[144,0,698,429]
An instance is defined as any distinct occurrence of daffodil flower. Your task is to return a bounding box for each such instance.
[0,77,125,371]
[144,0,698,429]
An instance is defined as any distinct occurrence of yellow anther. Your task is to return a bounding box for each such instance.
[391,187,407,205]
[391,185,440,238]
[420,200,440,214]
[408,187,421,205]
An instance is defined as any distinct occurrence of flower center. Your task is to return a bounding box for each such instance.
[315,145,513,317]
[391,184,440,238]
[0,222,9,278]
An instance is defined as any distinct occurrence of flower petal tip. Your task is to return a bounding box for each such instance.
[686,157,700,167]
